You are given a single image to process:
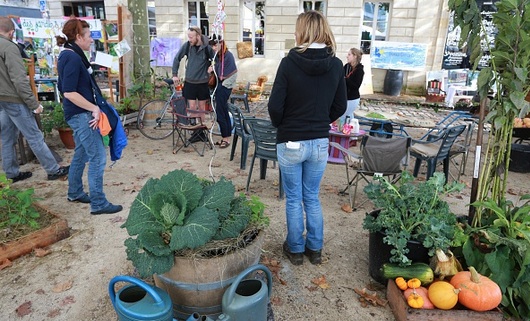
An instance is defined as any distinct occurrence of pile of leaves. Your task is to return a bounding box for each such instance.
[121,169,268,277]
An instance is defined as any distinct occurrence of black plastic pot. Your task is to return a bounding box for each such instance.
[509,144,530,173]
[367,210,430,285]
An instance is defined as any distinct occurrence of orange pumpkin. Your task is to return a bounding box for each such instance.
[395,277,408,291]
[450,266,502,312]
[404,287,434,309]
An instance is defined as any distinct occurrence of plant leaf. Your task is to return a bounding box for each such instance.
[169,207,220,250]
[124,238,174,278]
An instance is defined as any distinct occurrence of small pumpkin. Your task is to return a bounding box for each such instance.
[395,277,408,291]
[450,266,502,312]
[407,291,424,309]
[404,287,434,309]
[407,278,421,289]
[428,281,460,310]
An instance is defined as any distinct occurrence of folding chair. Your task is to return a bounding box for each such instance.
[410,124,467,183]
[330,135,411,209]
[228,103,254,169]
[245,118,283,198]
[172,97,213,156]
[419,110,471,140]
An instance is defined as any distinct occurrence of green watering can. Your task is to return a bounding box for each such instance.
[109,275,173,321]
[218,264,272,321]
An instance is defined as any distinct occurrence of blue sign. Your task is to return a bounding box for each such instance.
[371,41,428,71]
[91,31,102,40]
[39,0,47,12]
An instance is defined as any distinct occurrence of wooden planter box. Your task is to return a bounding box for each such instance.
[0,204,70,262]
[387,279,504,321]
[120,112,138,127]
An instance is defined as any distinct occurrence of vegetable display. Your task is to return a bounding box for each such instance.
[392,264,503,313]
[450,266,502,312]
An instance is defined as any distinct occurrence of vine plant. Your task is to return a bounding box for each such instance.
[448,0,530,226]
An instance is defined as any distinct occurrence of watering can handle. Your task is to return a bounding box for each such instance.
[108,275,165,307]
[223,264,273,306]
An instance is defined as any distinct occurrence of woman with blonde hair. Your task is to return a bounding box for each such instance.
[341,48,364,124]
[268,10,347,266]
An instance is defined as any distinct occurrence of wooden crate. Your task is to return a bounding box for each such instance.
[386,279,504,321]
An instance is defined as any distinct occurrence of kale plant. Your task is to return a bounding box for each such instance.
[363,171,465,266]
[121,169,267,277]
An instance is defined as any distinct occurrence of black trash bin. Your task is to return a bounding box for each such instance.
[383,69,403,96]
[509,144,530,173]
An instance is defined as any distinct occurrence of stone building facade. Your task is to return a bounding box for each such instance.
[5,0,454,94]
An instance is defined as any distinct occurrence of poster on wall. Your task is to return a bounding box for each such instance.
[20,18,102,39]
[370,41,427,71]
[442,1,498,69]
[150,38,182,67]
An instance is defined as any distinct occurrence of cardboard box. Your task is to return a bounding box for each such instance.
[386,279,504,321]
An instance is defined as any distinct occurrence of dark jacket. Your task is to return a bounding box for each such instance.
[0,34,39,110]
[344,63,364,100]
[268,47,347,144]
[172,35,215,84]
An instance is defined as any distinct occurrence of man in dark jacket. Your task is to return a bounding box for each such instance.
[0,17,69,183]
[172,26,215,117]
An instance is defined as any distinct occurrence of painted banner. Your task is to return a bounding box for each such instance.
[150,38,182,67]
[371,41,428,71]
[20,18,102,39]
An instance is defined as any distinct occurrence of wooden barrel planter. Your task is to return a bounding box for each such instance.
[153,230,265,320]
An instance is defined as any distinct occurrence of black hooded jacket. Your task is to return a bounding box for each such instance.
[268,47,347,144]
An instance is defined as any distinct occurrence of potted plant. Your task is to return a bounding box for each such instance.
[40,101,75,149]
[121,169,269,319]
[362,171,465,283]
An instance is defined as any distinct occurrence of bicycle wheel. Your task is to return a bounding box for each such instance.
[137,99,174,140]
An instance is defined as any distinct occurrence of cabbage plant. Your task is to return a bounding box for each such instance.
[121,169,265,277]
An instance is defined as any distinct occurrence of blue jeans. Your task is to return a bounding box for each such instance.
[214,85,233,138]
[277,138,329,253]
[67,112,110,211]
[0,101,60,178]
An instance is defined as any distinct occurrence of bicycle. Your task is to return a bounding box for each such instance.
[137,79,183,140]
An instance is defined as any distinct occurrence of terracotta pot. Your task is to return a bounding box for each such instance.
[57,127,75,149]
[153,230,265,320]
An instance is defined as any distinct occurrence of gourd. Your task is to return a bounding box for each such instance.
[429,249,463,280]
[450,266,502,312]
[407,278,421,289]
[407,291,424,309]
[382,262,434,285]
[395,277,408,291]
[428,281,460,310]
[404,287,434,309]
